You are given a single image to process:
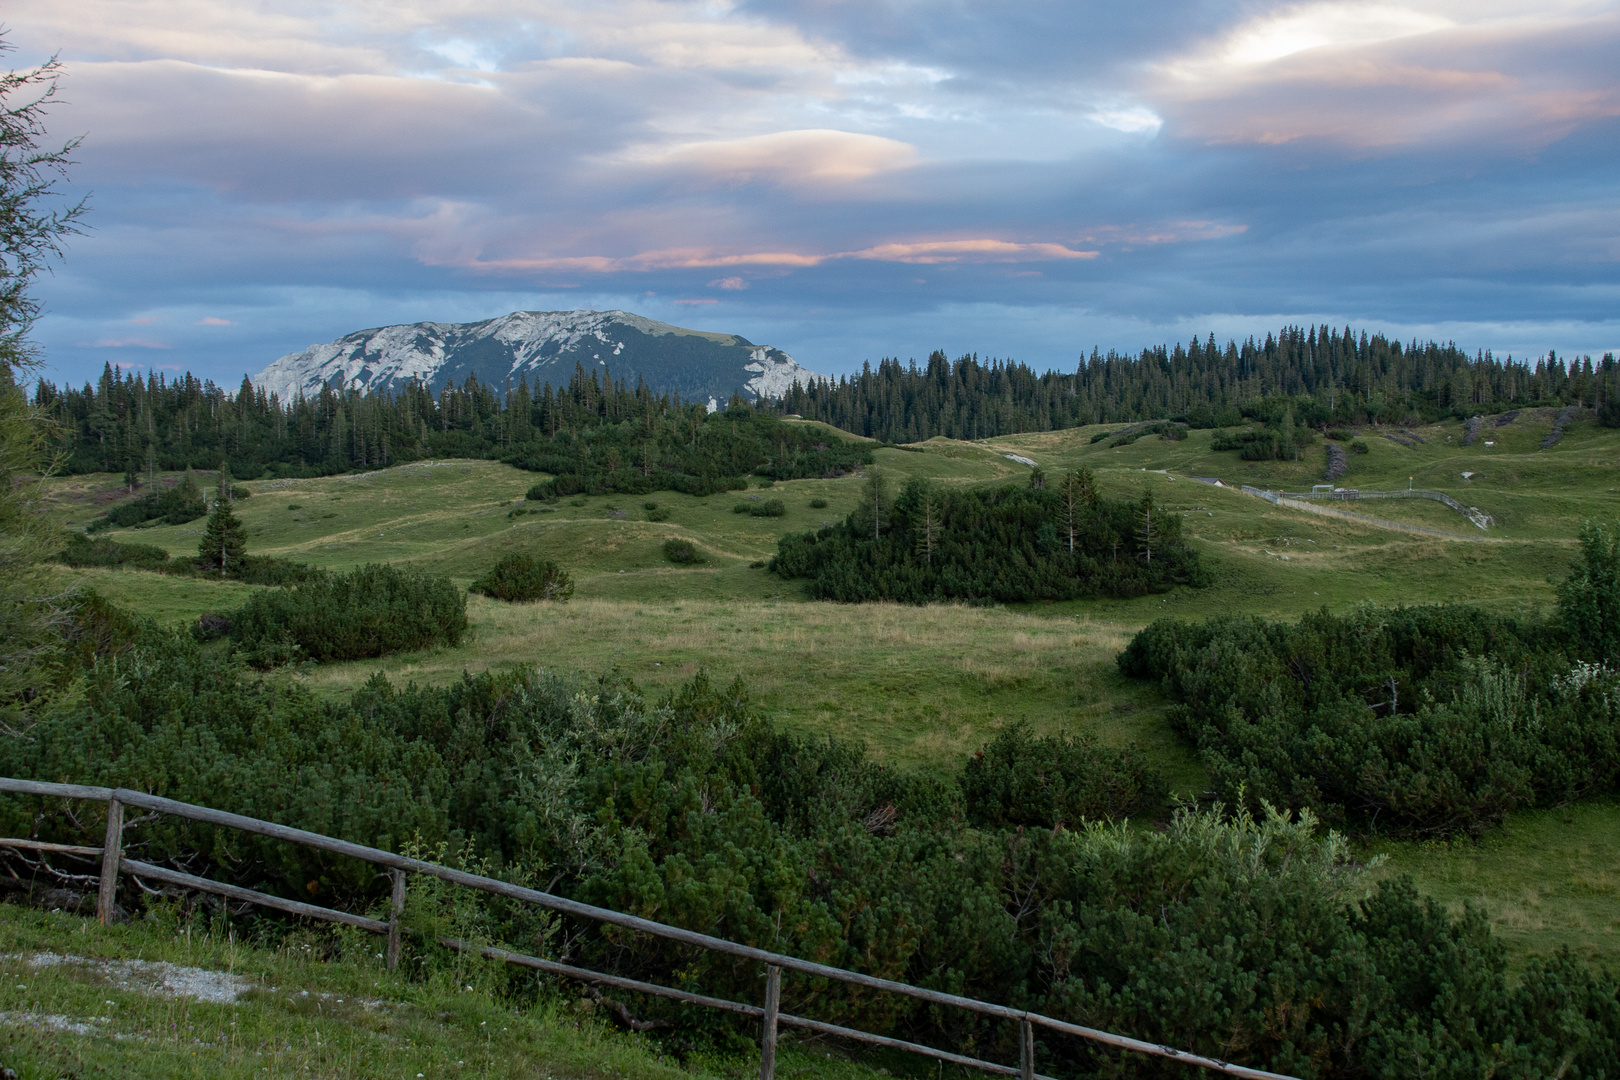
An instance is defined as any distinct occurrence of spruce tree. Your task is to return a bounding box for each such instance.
[198,497,246,576]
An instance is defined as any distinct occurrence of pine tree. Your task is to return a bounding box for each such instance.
[862,466,889,541]
[1060,468,1096,554]
[914,485,940,564]
[1136,490,1156,565]
[198,497,246,576]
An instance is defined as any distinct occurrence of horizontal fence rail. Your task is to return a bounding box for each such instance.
[0,777,1299,1080]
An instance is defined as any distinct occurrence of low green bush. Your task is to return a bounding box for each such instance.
[960,725,1167,827]
[56,533,173,571]
[470,555,574,603]
[810,497,828,509]
[645,506,670,522]
[1351,438,1370,454]
[87,473,206,532]
[229,563,468,666]
[524,482,557,502]
[1118,582,1620,836]
[748,499,786,517]
[662,539,702,564]
[732,502,750,514]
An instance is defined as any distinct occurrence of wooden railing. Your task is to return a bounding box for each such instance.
[0,778,1298,1080]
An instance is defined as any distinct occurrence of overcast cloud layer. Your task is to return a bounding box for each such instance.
[13,0,1620,388]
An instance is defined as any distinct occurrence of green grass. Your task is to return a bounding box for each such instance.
[0,907,891,1080]
[1369,801,1620,974]
[36,411,1620,978]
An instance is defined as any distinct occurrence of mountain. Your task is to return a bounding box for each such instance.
[253,309,824,407]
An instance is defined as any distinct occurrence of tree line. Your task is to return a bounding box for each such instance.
[774,329,1620,441]
[34,328,1620,481]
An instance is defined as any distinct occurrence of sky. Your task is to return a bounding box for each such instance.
[11,0,1620,389]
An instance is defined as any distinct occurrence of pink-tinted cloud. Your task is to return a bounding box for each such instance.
[1155,6,1620,149]
[708,276,748,289]
[194,316,234,325]
[673,297,719,305]
[91,337,170,349]
[634,129,917,185]
[450,238,1097,274]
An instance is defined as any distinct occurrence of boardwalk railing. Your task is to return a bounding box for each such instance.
[0,777,1298,1080]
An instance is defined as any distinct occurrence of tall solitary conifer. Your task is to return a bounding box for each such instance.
[198,497,246,576]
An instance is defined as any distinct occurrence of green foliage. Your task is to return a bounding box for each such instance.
[196,497,247,575]
[773,476,1208,603]
[662,538,702,565]
[959,725,1167,827]
[1119,604,1620,836]
[1350,438,1370,454]
[810,497,828,509]
[88,471,205,531]
[506,409,868,501]
[4,629,1620,1075]
[56,532,173,571]
[748,498,785,518]
[1559,521,1620,663]
[230,563,468,666]
[1209,404,1318,460]
[777,337,1618,440]
[470,554,574,603]
[55,531,319,587]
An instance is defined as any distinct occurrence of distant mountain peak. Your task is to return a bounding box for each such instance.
[253,309,824,405]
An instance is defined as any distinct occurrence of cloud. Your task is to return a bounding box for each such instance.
[91,337,170,349]
[194,316,234,325]
[453,238,1097,274]
[1153,5,1620,148]
[634,129,918,185]
[11,0,1620,388]
[673,297,719,305]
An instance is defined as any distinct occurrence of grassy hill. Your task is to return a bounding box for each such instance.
[29,410,1620,980]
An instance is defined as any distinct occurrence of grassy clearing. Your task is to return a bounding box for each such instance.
[297,596,1204,792]
[0,907,888,1080]
[1370,801,1620,974]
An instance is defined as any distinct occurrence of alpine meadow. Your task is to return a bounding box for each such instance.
[7,10,1620,1080]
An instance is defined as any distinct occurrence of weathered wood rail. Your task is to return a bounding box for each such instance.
[0,777,1299,1080]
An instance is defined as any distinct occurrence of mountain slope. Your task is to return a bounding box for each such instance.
[254,309,823,405]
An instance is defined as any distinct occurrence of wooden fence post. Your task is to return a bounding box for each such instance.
[386,869,406,971]
[760,964,782,1080]
[1020,1017,1034,1080]
[98,798,123,926]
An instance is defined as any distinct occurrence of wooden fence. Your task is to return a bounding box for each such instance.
[0,777,1298,1080]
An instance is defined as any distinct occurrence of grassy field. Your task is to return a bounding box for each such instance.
[0,906,889,1080]
[32,410,1620,976]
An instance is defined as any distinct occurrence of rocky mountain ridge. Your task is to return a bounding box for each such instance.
[254,309,823,407]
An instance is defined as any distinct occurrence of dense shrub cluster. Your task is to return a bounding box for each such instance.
[470,554,574,603]
[3,639,1617,1076]
[959,725,1166,827]
[86,472,206,531]
[772,474,1208,603]
[517,410,870,501]
[662,538,702,564]
[229,563,468,665]
[56,532,323,587]
[1119,592,1620,836]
